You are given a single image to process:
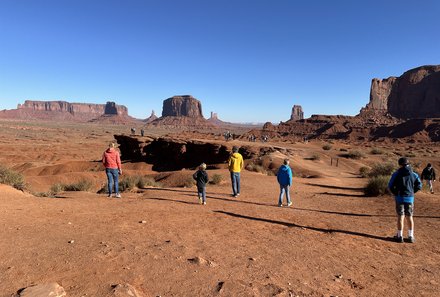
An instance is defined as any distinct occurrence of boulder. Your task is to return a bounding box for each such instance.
[17,282,66,297]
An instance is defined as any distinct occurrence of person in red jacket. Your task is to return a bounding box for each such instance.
[102,142,122,198]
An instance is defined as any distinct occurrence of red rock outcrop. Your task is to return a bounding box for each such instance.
[162,95,203,117]
[361,65,440,119]
[290,105,304,121]
[1,100,130,122]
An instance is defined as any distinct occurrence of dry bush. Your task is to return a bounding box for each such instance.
[364,176,390,196]
[340,150,364,160]
[370,148,385,155]
[0,165,26,191]
[209,174,223,185]
[369,163,395,177]
[305,154,320,161]
[63,179,93,192]
[359,166,370,178]
[322,144,332,150]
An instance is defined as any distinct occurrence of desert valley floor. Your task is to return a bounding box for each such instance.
[0,120,439,297]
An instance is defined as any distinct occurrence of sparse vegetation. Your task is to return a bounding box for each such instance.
[322,144,332,151]
[50,183,65,194]
[209,174,223,185]
[305,154,320,161]
[340,150,364,160]
[359,166,370,178]
[339,148,348,152]
[245,163,275,176]
[63,179,93,192]
[0,165,26,191]
[364,175,390,196]
[369,163,395,177]
[370,148,385,155]
[405,152,416,158]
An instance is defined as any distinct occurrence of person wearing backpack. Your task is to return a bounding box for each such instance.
[388,158,422,243]
[421,163,436,194]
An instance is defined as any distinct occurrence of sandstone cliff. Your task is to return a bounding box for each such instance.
[361,65,440,119]
[290,105,304,121]
[162,95,203,117]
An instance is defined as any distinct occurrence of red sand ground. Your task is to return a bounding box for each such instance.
[0,120,439,297]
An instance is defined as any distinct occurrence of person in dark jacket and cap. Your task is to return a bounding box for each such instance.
[276,159,293,207]
[421,163,436,194]
[388,157,422,243]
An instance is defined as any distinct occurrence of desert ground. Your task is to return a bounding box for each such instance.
[0,119,439,297]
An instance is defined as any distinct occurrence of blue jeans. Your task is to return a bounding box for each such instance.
[278,185,291,205]
[197,186,206,203]
[230,172,241,196]
[106,168,119,195]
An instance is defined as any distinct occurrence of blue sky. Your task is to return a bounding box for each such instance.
[0,0,439,123]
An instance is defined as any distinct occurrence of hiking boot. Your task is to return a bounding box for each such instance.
[394,235,404,243]
[408,236,415,243]
[115,193,121,198]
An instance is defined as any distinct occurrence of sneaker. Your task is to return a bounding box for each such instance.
[394,235,404,243]
[236,193,240,196]
[198,197,203,205]
[203,202,206,205]
[107,194,112,198]
[287,202,292,207]
[408,236,415,243]
[115,193,121,198]
[278,204,283,207]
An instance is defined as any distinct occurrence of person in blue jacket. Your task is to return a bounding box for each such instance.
[277,159,293,207]
[388,157,422,243]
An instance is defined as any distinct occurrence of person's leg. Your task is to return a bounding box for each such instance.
[278,185,285,206]
[235,172,241,195]
[113,169,119,195]
[406,203,414,241]
[428,180,433,193]
[285,185,291,205]
[395,202,404,241]
[230,172,237,196]
[106,169,113,196]
[202,187,206,204]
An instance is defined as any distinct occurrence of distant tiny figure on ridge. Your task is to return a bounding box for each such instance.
[102,142,122,198]
[193,163,209,205]
[228,146,244,198]
[130,127,136,135]
[277,159,293,207]
[388,157,422,243]
[421,163,436,194]
[140,129,145,137]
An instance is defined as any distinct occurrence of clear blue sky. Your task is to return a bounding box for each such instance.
[0,0,439,123]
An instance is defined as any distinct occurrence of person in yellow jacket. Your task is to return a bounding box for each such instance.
[228,146,244,197]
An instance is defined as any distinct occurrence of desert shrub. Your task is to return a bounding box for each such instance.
[369,163,395,177]
[210,174,223,185]
[340,150,364,160]
[63,179,93,191]
[340,148,348,152]
[0,165,26,191]
[359,166,370,178]
[182,176,195,188]
[364,175,390,196]
[50,183,65,194]
[405,152,416,158]
[34,191,56,198]
[370,148,385,155]
[137,176,161,188]
[322,144,332,151]
[245,163,275,176]
[308,154,320,161]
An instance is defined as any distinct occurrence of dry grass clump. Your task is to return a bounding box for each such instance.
[322,144,332,150]
[118,175,162,192]
[364,176,390,196]
[209,174,223,185]
[340,150,364,160]
[245,164,275,176]
[62,179,93,192]
[369,163,395,177]
[0,165,26,191]
[370,148,385,155]
[359,166,370,178]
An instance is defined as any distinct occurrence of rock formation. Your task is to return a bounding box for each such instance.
[0,100,133,123]
[162,95,203,117]
[147,95,215,129]
[144,110,158,123]
[361,65,440,119]
[290,105,304,121]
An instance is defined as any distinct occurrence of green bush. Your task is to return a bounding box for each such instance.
[0,165,26,191]
[364,175,390,196]
[322,144,332,151]
[210,174,223,185]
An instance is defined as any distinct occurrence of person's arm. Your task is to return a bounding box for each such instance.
[433,168,436,181]
[193,171,198,180]
[116,152,122,174]
[414,173,422,193]
[288,167,293,185]
[388,172,398,195]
